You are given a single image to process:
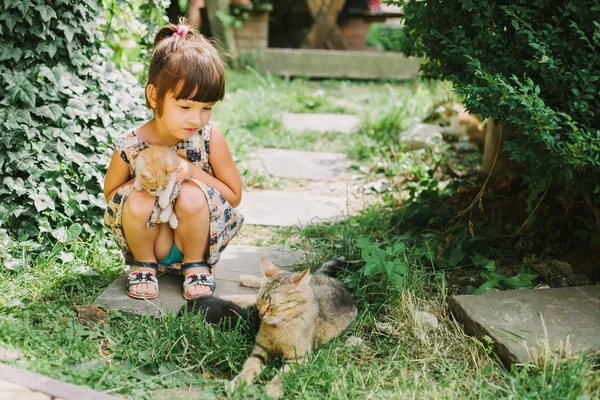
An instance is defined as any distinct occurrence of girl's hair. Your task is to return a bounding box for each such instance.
[146,20,225,117]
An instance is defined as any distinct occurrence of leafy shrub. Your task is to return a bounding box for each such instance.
[397,0,600,207]
[0,1,148,258]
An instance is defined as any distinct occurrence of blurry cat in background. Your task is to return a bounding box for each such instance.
[134,146,179,229]
[428,102,486,150]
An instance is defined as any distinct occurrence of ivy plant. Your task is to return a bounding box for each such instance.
[0,0,148,261]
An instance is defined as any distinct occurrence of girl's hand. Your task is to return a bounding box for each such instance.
[175,158,193,182]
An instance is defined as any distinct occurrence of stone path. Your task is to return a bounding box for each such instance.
[450,286,600,367]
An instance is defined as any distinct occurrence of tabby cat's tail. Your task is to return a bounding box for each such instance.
[314,257,346,277]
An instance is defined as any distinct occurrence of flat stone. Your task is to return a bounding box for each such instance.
[449,286,600,367]
[237,190,347,226]
[399,123,443,150]
[94,245,305,316]
[281,113,360,134]
[250,149,351,181]
[0,364,120,400]
[0,346,23,362]
[152,387,204,400]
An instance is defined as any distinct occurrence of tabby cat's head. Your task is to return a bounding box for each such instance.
[256,258,312,325]
[135,147,177,196]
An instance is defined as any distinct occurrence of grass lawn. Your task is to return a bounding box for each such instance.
[0,70,598,399]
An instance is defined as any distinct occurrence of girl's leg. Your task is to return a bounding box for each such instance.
[122,190,161,297]
[174,181,212,297]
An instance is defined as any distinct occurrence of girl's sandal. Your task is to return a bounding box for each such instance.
[182,262,216,300]
[126,260,159,300]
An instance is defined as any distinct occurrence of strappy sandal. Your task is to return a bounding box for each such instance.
[182,262,216,300]
[126,261,159,300]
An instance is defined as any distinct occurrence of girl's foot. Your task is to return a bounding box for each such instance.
[182,262,216,299]
[126,261,159,299]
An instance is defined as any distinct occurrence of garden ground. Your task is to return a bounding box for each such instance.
[0,71,598,399]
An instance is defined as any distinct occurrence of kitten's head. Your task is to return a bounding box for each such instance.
[256,258,312,325]
[136,147,177,196]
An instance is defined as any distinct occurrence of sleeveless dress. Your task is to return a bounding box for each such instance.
[103,122,244,273]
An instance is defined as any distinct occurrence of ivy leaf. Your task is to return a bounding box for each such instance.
[52,226,68,243]
[2,71,37,108]
[30,192,54,212]
[0,12,21,32]
[36,42,58,58]
[57,21,76,43]
[35,5,57,23]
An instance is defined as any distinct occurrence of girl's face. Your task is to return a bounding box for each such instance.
[156,90,215,140]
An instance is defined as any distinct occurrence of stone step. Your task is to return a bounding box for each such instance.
[250,148,352,181]
[281,112,360,134]
[449,285,600,367]
[237,190,347,227]
[95,245,305,316]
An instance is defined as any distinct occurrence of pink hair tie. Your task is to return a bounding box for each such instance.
[175,25,189,36]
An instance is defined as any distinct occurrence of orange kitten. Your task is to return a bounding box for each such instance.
[438,103,486,150]
[134,146,179,229]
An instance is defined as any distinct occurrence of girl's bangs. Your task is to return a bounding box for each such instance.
[172,59,225,103]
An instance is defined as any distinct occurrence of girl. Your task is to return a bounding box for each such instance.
[103,21,243,300]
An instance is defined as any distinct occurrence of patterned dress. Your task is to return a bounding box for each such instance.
[103,123,244,273]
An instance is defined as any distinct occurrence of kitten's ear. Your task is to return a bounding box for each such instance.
[261,258,280,278]
[142,172,154,181]
[291,268,311,286]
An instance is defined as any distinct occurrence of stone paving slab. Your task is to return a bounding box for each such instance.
[95,245,305,316]
[153,387,204,400]
[250,148,352,181]
[281,113,360,134]
[237,190,347,227]
[0,363,121,400]
[449,286,600,367]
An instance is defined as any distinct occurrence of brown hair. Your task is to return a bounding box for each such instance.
[145,20,226,117]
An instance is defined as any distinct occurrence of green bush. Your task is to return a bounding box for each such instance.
[398,0,600,206]
[0,1,148,257]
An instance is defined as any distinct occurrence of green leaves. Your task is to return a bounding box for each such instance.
[0,0,147,248]
[357,236,409,290]
[2,71,37,108]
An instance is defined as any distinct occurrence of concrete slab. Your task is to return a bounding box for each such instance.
[281,113,360,134]
[153,387,204,400]
[449,286,600,367]
[250,149,352,181]
[237,190,347,226]
[95,245,305,316]
[0,363,121,400]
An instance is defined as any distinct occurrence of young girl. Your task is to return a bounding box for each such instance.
[103,21,243,300]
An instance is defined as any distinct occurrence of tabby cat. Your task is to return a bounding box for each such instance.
[133,145,179,229]
[227,257,357,397]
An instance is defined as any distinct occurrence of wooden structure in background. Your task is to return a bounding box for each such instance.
[245,48,420,80]
[201,0,418,80]
[304,0,348,49]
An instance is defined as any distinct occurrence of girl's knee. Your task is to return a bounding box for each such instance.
[175,182,208,216]
[123,190,155,221]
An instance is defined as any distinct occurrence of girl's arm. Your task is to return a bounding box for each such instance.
[178,126,242,207]
[104,149,134,201]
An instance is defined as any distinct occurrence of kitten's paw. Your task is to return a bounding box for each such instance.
[169,213,179,229]
[158,193,170,209]
[265,381,284,398]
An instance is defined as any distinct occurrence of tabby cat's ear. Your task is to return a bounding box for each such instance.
[261,258,280,278]
[291,268,311,286]
[142,172,154,182]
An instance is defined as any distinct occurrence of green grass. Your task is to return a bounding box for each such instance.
[1,71,599,399]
